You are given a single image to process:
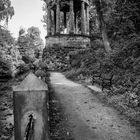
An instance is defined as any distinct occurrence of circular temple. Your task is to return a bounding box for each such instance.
[44,0,91,48]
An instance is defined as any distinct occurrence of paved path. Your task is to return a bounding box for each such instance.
[50,72,140,140]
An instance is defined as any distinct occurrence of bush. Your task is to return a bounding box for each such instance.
[0,58,12,81]
[22,55,35,64]
[65,68,88,80]
[16,63,30,76]
[39,62,48,72]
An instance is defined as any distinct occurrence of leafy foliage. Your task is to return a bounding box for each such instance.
[17,26,44,64]
[0,25,17,79]
[0,26,15,45]
[65,39,140,124]
[0,0,23,78]
[0,0,14,23]
[0,58,12,81]
[107,0,140,40]
[15,63,30,76]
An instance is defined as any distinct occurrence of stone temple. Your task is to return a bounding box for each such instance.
[44,0,91,48]
[43,0,91,71]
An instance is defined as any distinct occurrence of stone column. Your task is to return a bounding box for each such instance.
[60,11,64,33]
[69,0,75,34]
[56,0,60,34]
[81,1,86,35]
[86,5,90,35]
[47,5,51,36]
[51,10,55,35]
[75,12,78,34]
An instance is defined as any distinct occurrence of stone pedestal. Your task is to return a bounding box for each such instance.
[13,73,49,140]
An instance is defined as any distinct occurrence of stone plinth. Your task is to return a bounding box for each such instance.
[45,34,91,48]
[13,72,49,140]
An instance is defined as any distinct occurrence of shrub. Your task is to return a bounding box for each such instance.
[16,63,30,76]
[65,68,88,80]
[0,58,12,81]
[22,55,35,64]
[39,62,48,72]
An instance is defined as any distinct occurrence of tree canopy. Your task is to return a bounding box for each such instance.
[17,26,44,63]
[0,0,14,23]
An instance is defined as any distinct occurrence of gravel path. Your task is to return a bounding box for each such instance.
[50,72,140,140]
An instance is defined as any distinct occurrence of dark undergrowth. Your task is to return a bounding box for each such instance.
[0,72,29,140]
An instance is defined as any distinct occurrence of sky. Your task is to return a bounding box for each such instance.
[8,0,46,43]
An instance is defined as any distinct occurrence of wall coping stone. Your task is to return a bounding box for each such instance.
[13,72,48,91]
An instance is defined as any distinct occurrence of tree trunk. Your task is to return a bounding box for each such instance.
[101,24,111,53]
[93,0,112,53]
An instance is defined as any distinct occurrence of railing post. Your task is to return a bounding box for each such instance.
[13,72,50,140]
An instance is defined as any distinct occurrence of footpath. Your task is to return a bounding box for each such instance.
[50,72,140,140]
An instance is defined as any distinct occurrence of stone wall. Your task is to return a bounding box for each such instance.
[43,35,91,71]
[43,46,71,71]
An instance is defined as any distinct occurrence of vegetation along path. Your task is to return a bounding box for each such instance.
[50,72,140,140]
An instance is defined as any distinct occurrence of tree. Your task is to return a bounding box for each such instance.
[17,26,44,63]
[108,0,140,40]
[92,0,112,53]
[27,26,44,59]
[0,0,14,24]
[27,26,41,39]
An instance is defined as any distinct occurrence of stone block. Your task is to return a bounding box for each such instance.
[13,72,50,140]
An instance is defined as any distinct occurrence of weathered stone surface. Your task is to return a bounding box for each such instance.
[13,72,49,140]
[45,35,91,48]
[81,1,86,35]
[43,46,72,71]
[13,72,48,91]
